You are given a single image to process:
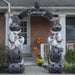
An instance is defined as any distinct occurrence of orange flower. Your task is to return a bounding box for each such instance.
[37,40,40,44]
[33,46,38,51]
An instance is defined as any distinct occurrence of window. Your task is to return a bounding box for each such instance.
[66,17,75,41]
[20,22,27,44]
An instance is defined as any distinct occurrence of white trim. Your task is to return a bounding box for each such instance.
[21,16,31,53]
[1,6,75,9]
[40,44,44,60]
[5,13,12,46]
[59,14,66,59]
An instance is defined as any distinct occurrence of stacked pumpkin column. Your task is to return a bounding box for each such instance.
[8,23,25,73]
[47,21,64,73]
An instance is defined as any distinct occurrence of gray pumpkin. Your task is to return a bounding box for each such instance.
[52,21,61,31]
[48,63,64,73]
[9,23,21,31]
[50,47,63,63]
[8,63,25,73]
[9,48,22,63]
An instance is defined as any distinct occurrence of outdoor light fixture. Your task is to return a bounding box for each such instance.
[8,22,25,73]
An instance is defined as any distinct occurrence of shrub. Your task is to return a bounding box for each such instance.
[71,64,75,73]
[62,60,73,72]
[65,49,73,63]
[0,43,11,68]
[72,50,75,63]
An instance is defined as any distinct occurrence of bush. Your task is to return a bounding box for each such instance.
[71,64,75,73]
[63,49,75,73]
[72,50,75,63]
[65,49,73,63]
[62,60,73,72]
[65,49,75,63]
[0,43,11,68]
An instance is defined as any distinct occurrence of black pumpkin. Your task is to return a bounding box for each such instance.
[52,21,61,31]
[9,63,25,73]
[9,48,22,63]
[9,23,21,31]
[50,47,63,63]
[48,63,64,73]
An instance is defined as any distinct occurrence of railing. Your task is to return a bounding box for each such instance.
[66,43,75,50]
[40,43,50,60]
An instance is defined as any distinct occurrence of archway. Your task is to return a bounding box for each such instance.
[17,8,53,64]
[18,9,53,21]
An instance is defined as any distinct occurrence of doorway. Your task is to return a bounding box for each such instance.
[21,17,31,54]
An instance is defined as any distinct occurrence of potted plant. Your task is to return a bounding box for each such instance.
[36,55,44,66]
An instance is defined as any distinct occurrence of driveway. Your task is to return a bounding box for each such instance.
[0,65,73,75]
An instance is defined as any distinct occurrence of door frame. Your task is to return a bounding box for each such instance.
[21,16,31,53]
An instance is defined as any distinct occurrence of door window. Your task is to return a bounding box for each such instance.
[21,22,27,44]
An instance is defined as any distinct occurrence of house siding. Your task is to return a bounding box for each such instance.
[0,13,5,43]
[31,16,52,44]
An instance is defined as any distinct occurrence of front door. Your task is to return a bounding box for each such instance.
[21,17,31,54]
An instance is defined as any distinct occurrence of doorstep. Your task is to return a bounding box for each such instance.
[23,56,37,65]
[24,62,37,66]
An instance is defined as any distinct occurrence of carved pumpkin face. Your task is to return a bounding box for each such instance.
[52,21,61,31]
[9,23,21,31]
[49,63,64,73]
[9,48,22,63]
[8,63,25,73]
[50,47,63,63]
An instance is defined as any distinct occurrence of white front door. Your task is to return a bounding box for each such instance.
[21,17,31,53]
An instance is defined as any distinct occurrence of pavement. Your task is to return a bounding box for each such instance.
[0,65,73,75]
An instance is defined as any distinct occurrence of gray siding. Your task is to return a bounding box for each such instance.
[1,0,75,7]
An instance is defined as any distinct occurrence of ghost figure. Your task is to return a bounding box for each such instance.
[47,36,52,44]
[9,32,19,43]
[9,27,24,49]
[14,36,24,47]
[47,36,57,47]
[56,32,63,43]
[51,39,58,47]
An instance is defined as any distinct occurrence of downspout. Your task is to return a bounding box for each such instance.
[2,0,10,15]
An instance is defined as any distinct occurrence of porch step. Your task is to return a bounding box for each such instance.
[22,53,32,57]
[23,56,37,65]
[24,62,37,66]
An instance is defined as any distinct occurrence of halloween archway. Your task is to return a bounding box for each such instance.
[18,9,53,21]
[8,7,64,73]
